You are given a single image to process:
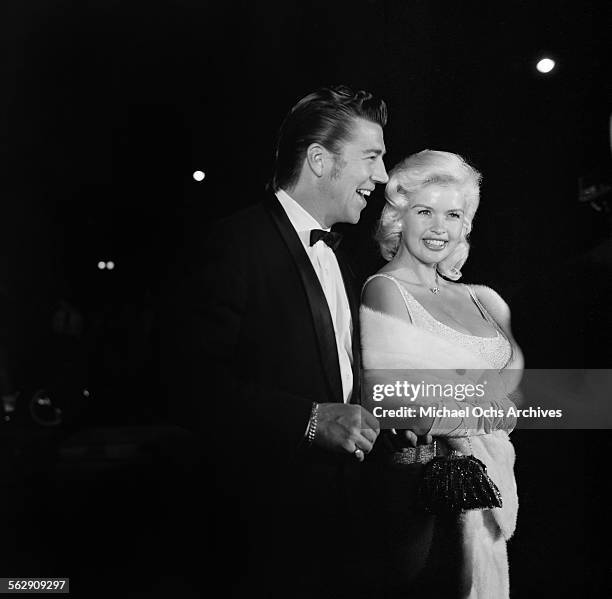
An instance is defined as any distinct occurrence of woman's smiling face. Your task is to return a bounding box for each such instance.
[400,183,467,265]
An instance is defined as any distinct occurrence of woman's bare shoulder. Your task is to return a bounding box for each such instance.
[468,284,511,324]
[362,273,411,322]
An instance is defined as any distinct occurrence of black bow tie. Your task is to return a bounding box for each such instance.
[309,229,343,252]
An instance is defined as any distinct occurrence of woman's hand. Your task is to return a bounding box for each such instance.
[383,429,433,451]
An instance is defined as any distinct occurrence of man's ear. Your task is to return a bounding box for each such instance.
[305,143,329,178]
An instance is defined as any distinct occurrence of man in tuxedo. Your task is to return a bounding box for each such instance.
[166,86,389,597]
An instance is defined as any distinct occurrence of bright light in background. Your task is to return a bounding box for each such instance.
[106,261,115,270]
[536,58,556,74]
[192,170,206,181]
[97,261,106,270]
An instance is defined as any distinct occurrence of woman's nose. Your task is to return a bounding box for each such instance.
[431,217,446,233]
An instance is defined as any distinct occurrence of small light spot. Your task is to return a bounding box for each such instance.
[106,261,115,270]
[97,261,106,270]
[193,170,206,182]
[536,58,555,74]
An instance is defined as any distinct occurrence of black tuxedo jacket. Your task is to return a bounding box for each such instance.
[165,192,362,472]
[162,193,371,595]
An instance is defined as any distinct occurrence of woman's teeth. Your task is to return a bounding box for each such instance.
[423,239,447,250]
[356,189,371,199]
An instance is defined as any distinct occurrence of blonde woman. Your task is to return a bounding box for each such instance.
[361,150,523,598]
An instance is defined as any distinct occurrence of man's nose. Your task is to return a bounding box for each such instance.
[372,158,389,185]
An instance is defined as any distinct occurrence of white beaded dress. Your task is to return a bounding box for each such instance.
[361,273,519,599]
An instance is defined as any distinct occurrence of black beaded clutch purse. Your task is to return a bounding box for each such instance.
[419,450,503,514]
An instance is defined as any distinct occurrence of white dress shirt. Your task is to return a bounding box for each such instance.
[276,189,353,403]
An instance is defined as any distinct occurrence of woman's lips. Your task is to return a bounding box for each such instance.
[422,239,448,251]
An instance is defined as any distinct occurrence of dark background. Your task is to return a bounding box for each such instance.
[1,1,611,597]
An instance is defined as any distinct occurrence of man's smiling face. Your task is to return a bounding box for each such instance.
[322,118,389,226]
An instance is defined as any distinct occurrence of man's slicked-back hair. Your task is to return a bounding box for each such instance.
[271,85,388,192]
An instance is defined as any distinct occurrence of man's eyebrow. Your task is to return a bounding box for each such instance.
[363,148,386,156]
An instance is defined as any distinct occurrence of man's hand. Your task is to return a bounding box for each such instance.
[313,403,380,461]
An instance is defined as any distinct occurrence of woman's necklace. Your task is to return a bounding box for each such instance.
[430,271,440,294]
[393,269,441,294]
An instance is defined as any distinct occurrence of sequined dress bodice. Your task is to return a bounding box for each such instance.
[367,273,512,370]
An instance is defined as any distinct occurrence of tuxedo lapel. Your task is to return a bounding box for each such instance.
[264,194,344,403]
[336,249,362,405]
